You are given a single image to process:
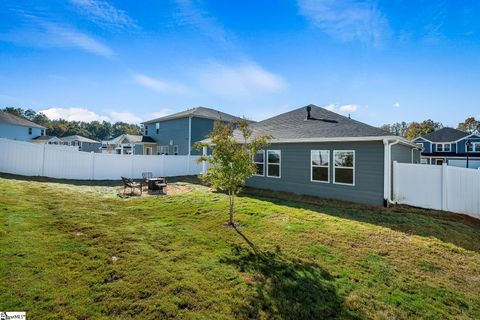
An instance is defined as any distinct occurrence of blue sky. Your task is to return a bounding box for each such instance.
[0,0,479,126]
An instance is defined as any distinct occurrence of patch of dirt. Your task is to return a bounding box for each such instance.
[117,183,193,198]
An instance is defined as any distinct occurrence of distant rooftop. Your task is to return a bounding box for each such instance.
[418,127,468,142]
[103,134,155,144]
[0,111,45,129]
[60,135,100,143]
[143,106,249,124]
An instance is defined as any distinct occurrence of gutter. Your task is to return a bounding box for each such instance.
[383,138,400,207]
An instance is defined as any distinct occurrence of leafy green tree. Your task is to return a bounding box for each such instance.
[197,120,270,226]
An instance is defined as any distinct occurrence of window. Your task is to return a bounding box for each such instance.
[468,142,480,152]
[436,143,451,152]
[420,159,428,164]
[28,128,32,135]
[156,123,160,134]
[334,150,355,186]
[267,150,281,178]
[145,147,152,155]
[253,150,265,176]
[173,145,179,155]
[311,150,329,183]
[416,143,424,150]
[41,129,45,136]
[159,146,169,155]
[145,125,148,136]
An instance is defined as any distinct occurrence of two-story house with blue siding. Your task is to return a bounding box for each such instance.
[412,127,480,168]
[0,110,46,141]
[142,107,247,155]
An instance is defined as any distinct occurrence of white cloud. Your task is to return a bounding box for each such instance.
[1,19,114,58]
[40,107,110,122]
[173,0,228,44]
[298,0,390,47]
[196,62,286,97]
[150,108,173,119]
[109,112,142,123]
[133,74,189,94]
[70,0,138,31]
[39,107,144,123]
[393,102,400,108]
[325,104,359,114]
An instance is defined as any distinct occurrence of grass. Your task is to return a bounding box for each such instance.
[0,175,479,319]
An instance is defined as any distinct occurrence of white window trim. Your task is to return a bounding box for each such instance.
[145,147,153,155]
[333,150,355,186]
[467,142,480,152]
[436,143,451,152]
[266,150,281,178]
[159,145,169,155]
[420,158,428,164]
[173,145,179,155]
[310,150,330,183]
[253,150,265,177]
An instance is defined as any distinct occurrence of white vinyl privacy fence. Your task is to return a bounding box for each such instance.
[393,162,480,219]
[0,138,205,180]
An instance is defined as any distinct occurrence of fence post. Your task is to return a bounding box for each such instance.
[40,143,46,176]
[441,163,448,211]
[392,161,398,202]
[161,155,165,177]
[91,152,95,180]
[130,152,134,179]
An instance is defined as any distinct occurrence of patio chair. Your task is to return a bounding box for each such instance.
[121,176,142,195]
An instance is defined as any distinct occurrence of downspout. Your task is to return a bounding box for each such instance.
[383,138,401,206]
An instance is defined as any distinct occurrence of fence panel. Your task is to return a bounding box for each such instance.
[394,162,480,219]
[0,138,204,180]
[394,163,443,210]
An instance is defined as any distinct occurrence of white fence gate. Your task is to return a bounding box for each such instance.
[0,138,205,180]
[393,162,480,219]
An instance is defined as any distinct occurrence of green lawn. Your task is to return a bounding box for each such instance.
[1,175,480,319]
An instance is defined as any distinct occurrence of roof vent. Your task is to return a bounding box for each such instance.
[306,106,312,120]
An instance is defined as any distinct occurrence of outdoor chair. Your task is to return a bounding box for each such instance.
[121,176,142,195]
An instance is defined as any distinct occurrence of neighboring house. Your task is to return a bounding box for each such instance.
[223,105,420,206]
[142,107,247,155]
[0,110,46,140]
[101,134,156,155]
[412,127,480,168]
[60,135,102,153]
[31,136,62,145]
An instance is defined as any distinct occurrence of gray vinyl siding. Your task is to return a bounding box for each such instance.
[191,117,215,155]
[246,141,385,205]
[145,118,190,155]
[79,142,101,153]
[391,144,415,164]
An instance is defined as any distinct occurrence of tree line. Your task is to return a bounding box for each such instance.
[1,107,142,141]
[380,117,480,140]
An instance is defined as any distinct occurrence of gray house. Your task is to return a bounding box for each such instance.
[232,105,420,206]
[60,135,102,153]
[143,107,246,155]
[101,134,157,155]
[412,127,480,168]
[31,136,62,144]
[0,110,45,140]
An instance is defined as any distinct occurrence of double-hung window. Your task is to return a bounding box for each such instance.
[159,146,169,155]
[311,150,329,183]
[28,128,32,135]
[156,123,160,134]
[436,143,451,152]
[253,150,265,176]
[334,150,355,186]
[475,143,480,152]
[267,150,281,178]
[173,145,179,155]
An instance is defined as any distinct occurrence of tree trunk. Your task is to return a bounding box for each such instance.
[229,191,235,226]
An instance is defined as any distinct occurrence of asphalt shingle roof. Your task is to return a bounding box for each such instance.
[60,135,100,143]
[420,127,468,142]
[143,107,248,124]
[233,104,388,141]
[0,111,45,129]
[104,134,155,144]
